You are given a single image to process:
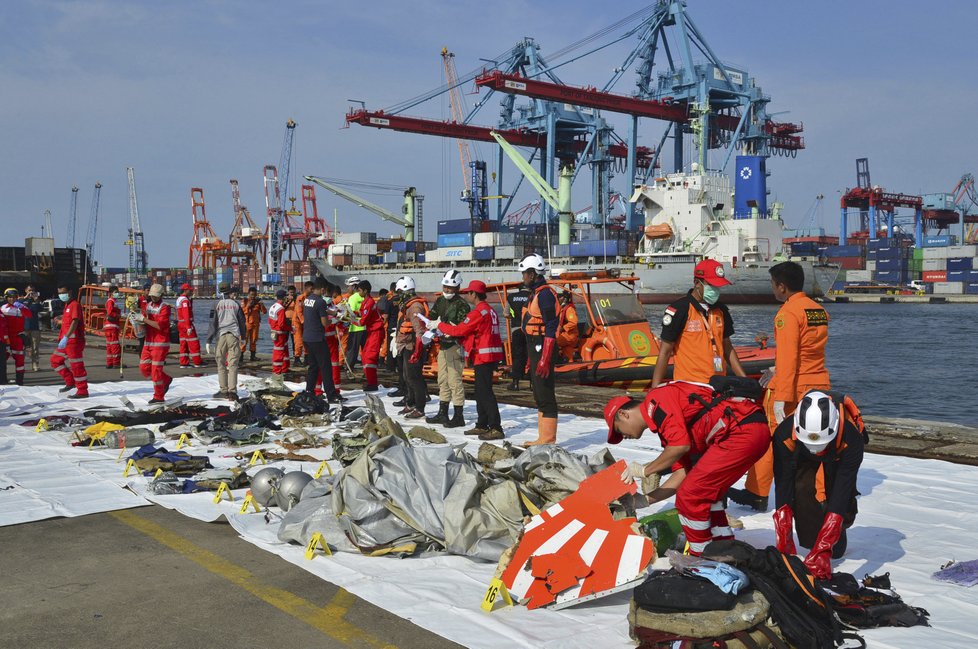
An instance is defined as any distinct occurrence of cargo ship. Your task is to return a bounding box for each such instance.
[311,163,840,304]
[0,238,93,296]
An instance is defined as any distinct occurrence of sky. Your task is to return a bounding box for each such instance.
[3,0,976,269]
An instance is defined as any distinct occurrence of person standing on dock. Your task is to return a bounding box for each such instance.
[2,289,30,385]
[302,279,341,402]
[772,391,864,578]
[137,284,172,403]
[730,261,831,512]
[21,286,41,372]
[292,281,312,366]
[383,282,400,374]
[353,280,384,392]
[324,283,344,391]
[283,285,298,362]
[103,286,122,369]
[241,287,266,362]
[345,276,365,371]
[651,259,747,388]
[519,254,560,445]
[0,301,7,385]
[50,284,89,398]
[604,380,769,556]
[556,290,580,363]
[268,289,291,378]
[175,283,203,368]
[207,282,246,400]
[506,285,531,391]
[393,276,429,419]
[426,270,470,428]
[430,280,504,439]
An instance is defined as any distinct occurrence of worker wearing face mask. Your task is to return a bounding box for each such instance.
[651,259,747,388]
[103,286,122,369]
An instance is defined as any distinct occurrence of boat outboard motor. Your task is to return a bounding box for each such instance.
[251,467,284,507]
[276,471,314,511]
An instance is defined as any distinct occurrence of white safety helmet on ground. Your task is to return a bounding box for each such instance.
[345,276,360,287]
[794,391,840,453]
[395,276,416,292]
[518,253,546,273]
[441,269,462,287]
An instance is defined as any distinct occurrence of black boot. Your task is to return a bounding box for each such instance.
[727,487,768,512]
[15,372,24,386]
[250,351,257,362]
[507,379,519,391]
[426,401,450,425]
[445,405,465,428]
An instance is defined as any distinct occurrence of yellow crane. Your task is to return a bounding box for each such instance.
[441,47,473,193]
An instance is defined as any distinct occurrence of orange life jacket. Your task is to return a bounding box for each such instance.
[523,284,558,336]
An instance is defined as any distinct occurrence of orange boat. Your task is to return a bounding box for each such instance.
[487,273,775,390]
[77,284,179,344]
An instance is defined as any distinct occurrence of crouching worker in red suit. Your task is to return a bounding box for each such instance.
[773,390,865,579]
[353,280,384,392]
[136,284,173,403]
[605,380,770,555]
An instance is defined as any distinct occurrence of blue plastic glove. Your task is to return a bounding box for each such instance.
[13,301,25,309]
[58,336,68,349]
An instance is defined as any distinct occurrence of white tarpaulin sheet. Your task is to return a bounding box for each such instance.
[1,376,976,647]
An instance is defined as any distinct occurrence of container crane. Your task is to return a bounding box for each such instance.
[442,48,473,193]
[66,186,79,248]
[923,173,978,243]
[263,165,285,283]
[278,119,298,208]
[188,187,227,269]
[124,168,148,284]
[300,184,331,257]
[228,179,266,265]
[85,182,102,267]
[42,210,54,240]
[304,176,421,241]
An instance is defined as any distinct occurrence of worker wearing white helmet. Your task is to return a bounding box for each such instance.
[424,269,471,428]
[392,275,429,419]
[518,253,560,445]
[771,390,866,580]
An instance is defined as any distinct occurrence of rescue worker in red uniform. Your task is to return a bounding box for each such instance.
[605,380,770,555]
[731,261,831,511]
[651,259,747,388]
[2,288,31,385]
[241,287,266,361]
[0,299,7,384]
[268,289,291,376]
[138,284,173,403]
[326,284,343,390]
[50,284,89,398]
[353,280,384,392]
[431,280,505,440]
[519,254,560,445]
[103,285,122,369]
[773,391,865,579]
[175,283,203,367]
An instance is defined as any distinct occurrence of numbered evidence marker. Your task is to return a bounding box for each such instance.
[305,532,332,560]
[248,449,266,466]
[239,493,261,514]
[313,460,334,479]
[481,577,514,612]
[176,433,191,449]
[213,481,234,503]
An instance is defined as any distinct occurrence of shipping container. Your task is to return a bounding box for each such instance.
[823,244,863,257]
[474,246,494,261]
[416,252,426,263]
[922,258,945,271]
[569,240,627,257]
[947,270,969,283]
[825,257,864,271]
[437,219,475,235]
[437,232,474,248]
[922,270,948,283]
[474,232,518,247]
[329,244,353,255]
[439,246,474,262]
[335,232,376,245]
[874,270,906,284]
[495,246,519,260]
[922,235,952,248]
[946,245,977,257]
[922,246,950,260]
[933,281,964,294]
[966,282,978,295]
[845,270,872,282]
[382,252,403,264]
[875,257,906,271]
[391,240,416,253]
[946,257,974,271]
[864,260,876,272]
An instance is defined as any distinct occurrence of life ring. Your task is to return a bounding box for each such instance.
[581,332,618,361]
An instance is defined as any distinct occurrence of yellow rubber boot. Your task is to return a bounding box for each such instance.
[526,414,557,445]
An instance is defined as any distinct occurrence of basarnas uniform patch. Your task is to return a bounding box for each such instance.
[663,306,676,326]
[805,309,828,327]
[775,317,785,329]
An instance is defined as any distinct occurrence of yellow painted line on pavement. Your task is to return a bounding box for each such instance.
[110,509,397,649]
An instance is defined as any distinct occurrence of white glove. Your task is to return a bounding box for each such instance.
[759,367,775,388]
[130,312,145,324]
[773,401,787,424]
[640,472,662,495]
[425,317,441,331]
[621,461,646,482]
[205,343,212,356]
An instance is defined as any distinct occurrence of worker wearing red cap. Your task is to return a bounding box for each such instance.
[175,283,202,367]
[429,279,505,439]
[50,284,89,398]
[103,286,122,368]
[651,259,747,388]
[353,280,384,391]
[268,289,291,376]
[604,381,769,555]
[137,284,172,403]
[2,288,31,385]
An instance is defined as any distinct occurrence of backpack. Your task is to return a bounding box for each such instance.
[820,572,929,629]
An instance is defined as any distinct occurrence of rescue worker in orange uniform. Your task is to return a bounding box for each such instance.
[292,281,312,365]
[651,259,747,388]
[51,284,89,398]
[240,286,266,361]
[606,380,770,556]
[773,391,864,579]
[729,261,831,511]
[175,283,203,367]
[2,288,31,385]
[519,254,560,445]
[393,276,429,419]
[268,289,291,376]
[353,280,384,391]
[556,290,579,363]
[137,284,172,403]
[103,286,122,369]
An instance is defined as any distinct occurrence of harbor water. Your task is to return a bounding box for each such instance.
[193,298,978,426]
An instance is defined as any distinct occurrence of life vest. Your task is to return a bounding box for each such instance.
[268,302,290,334]
[104,297,121,327]
[398,296,429,334]
[672,301,727,383]
[523,283,558,336]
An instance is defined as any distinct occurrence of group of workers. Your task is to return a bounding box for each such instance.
[604,258,861,578]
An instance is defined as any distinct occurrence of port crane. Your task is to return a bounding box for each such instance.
[228,179,265,265]
[125,167,148,284]
[299,184,332,257]
[346,2,804,231]
[188,187,228,269]
[305,176,423,241]
[85,182,102,268]
[66,186,79,248]
[924,174,978,244]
